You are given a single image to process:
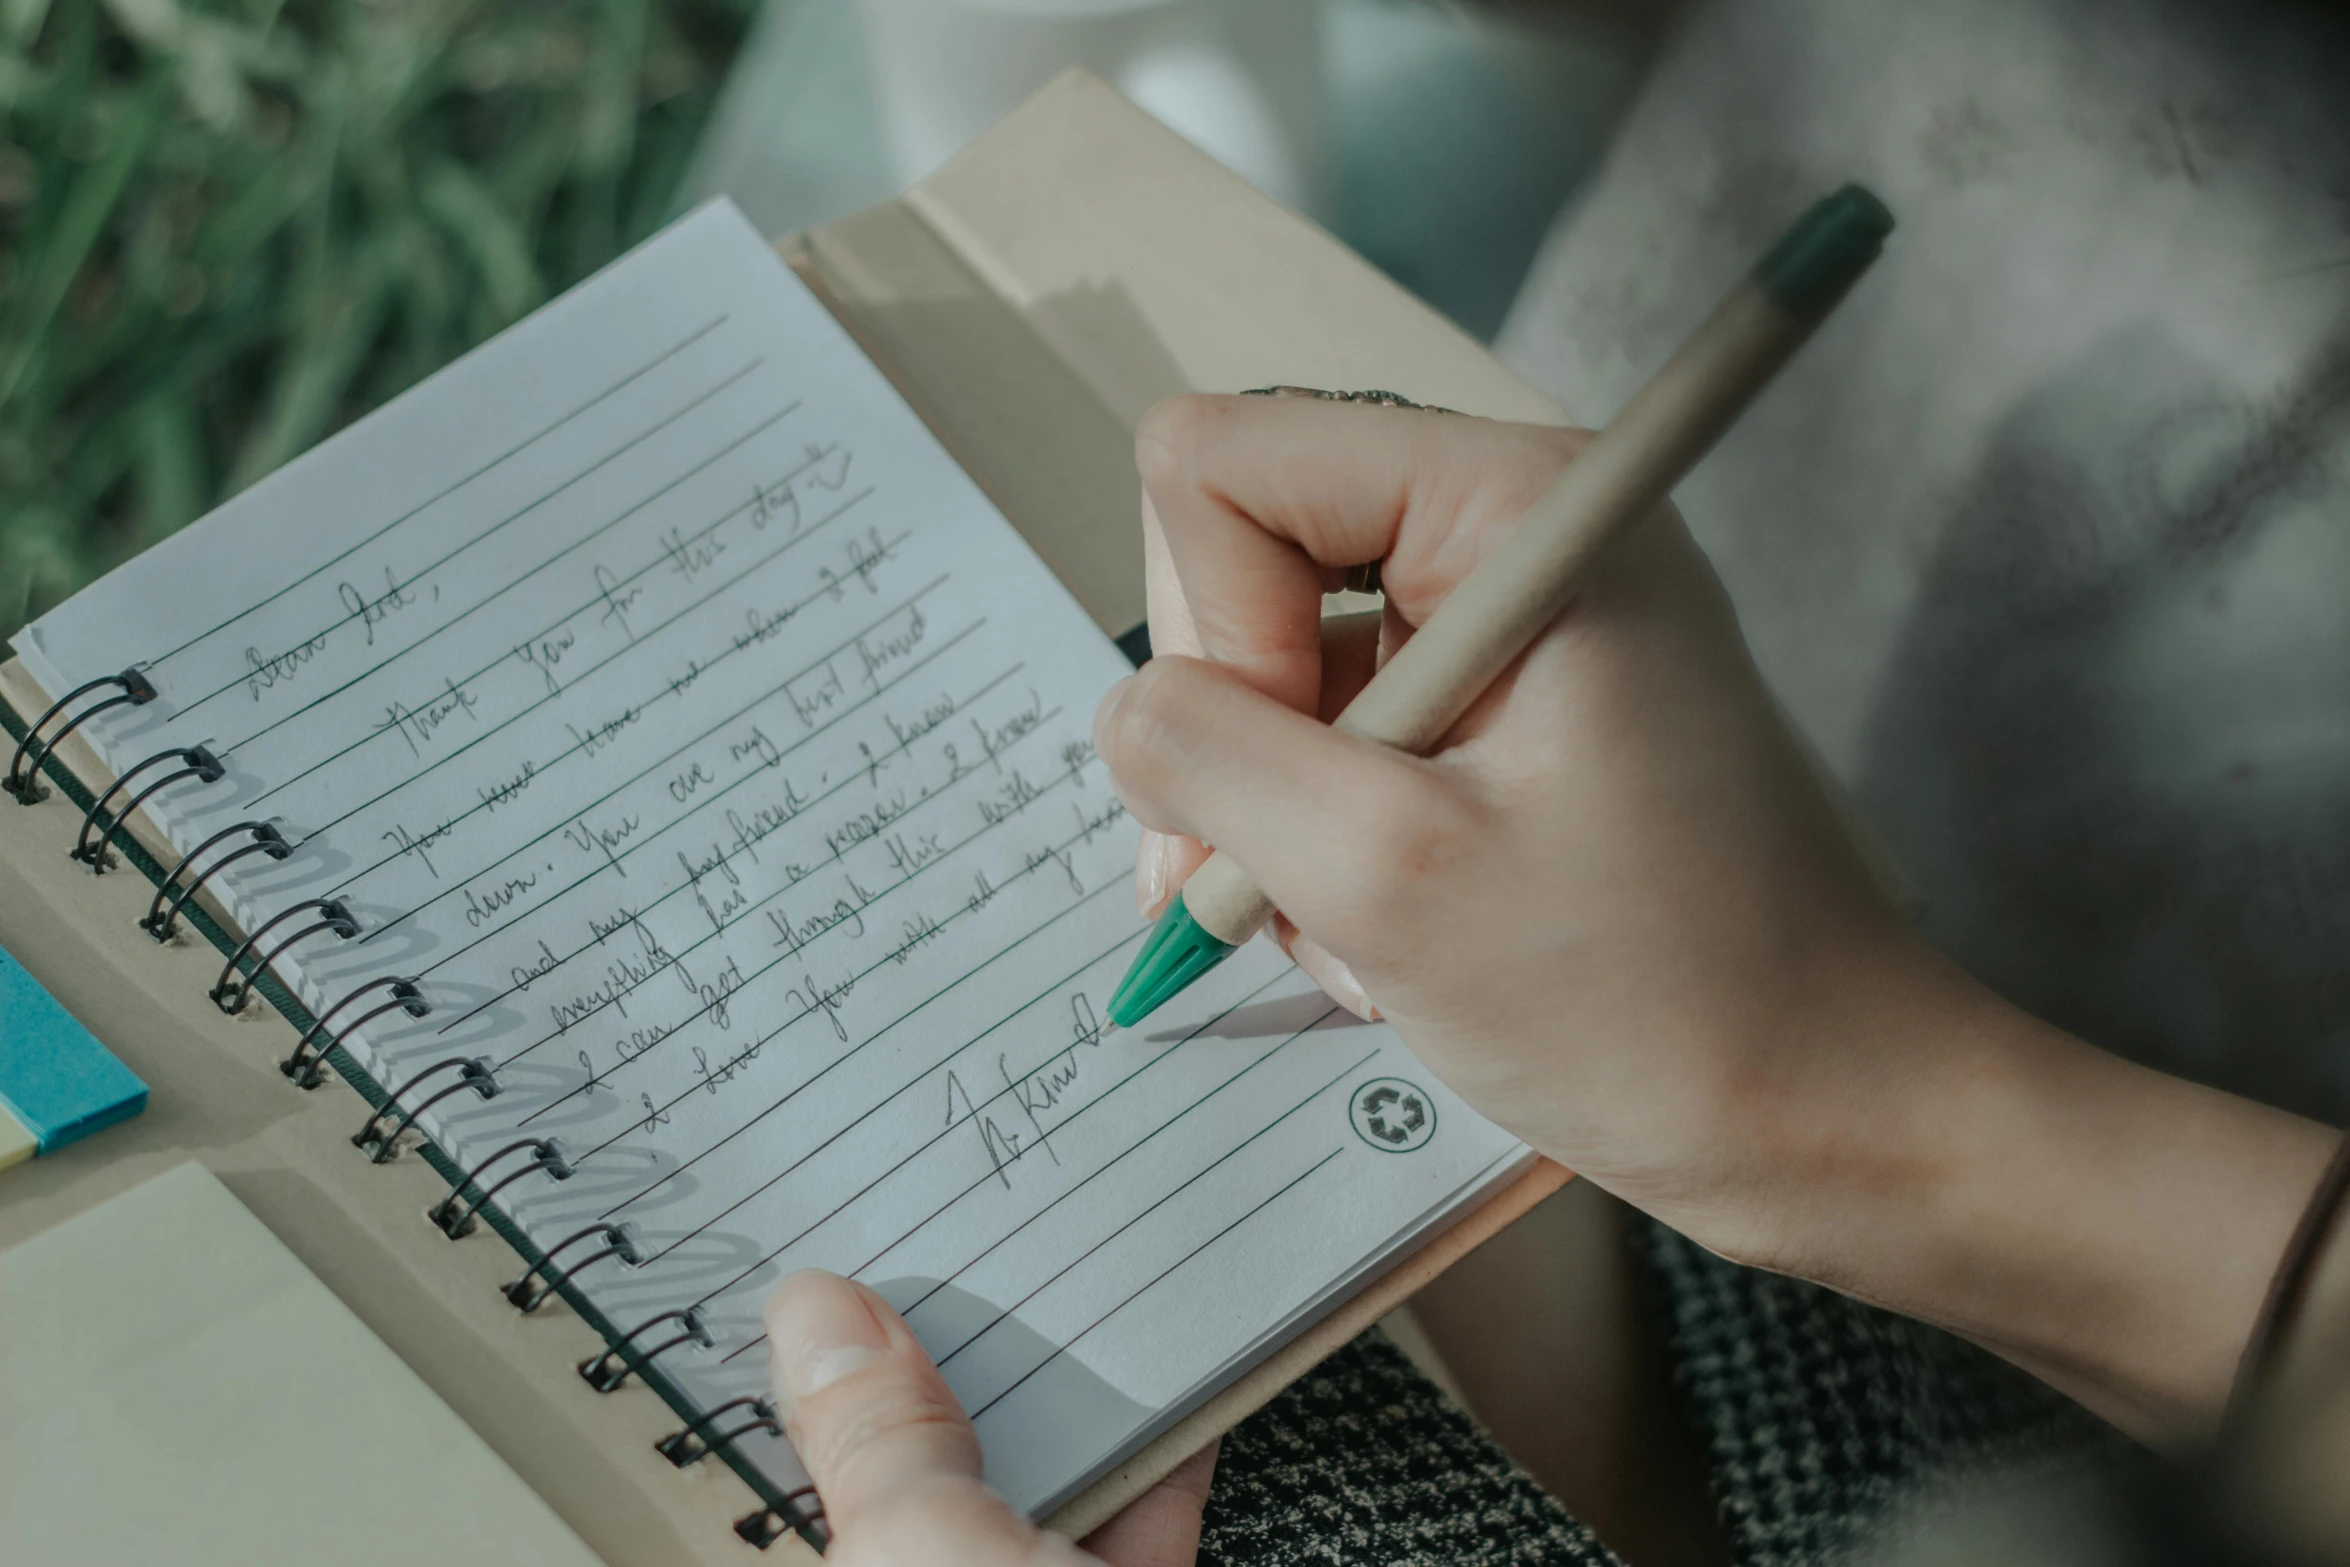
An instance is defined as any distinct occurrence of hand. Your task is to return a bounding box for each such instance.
[1094,393,2337,1444]
[765,1269,1217,1567]
[1102,392,1905,1249]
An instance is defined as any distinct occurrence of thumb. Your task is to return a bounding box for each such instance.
[1093,655,1463,958]
[767,1271,1088,1565]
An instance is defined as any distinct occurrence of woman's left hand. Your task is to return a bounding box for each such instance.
[766,1269,1218,1567]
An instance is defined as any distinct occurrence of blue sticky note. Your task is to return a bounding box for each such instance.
[0,946,148,1154]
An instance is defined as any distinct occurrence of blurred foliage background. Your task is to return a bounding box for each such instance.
[0,0,755,637]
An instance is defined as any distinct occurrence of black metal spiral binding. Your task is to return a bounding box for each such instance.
[145,821,290,941]
[286,975,431,1087]
[20,671,837,1553]
[579,1307,713,1393]
[72,744,224,871]
[734,1488,823,1551]
[431,1138,568,1238]
[15,677,823,1551]
[503,1222,640,1313]
[5,668,157,804]
[351,1054,494,1157]
[656,1395,781,1467]
[208,896,356,1014]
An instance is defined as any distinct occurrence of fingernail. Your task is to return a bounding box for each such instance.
[1293,942,1380,1021]
[1093,675,1136,763]
[1138,831,1172,916]
[766,1270,889,1416]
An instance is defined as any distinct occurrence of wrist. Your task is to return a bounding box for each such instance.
[1690,937,2336,1445]
[1649,928,1976,1278]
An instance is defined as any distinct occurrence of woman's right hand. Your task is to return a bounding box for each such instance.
[1094,392,1911,1258]
[1093,393,2336,1445]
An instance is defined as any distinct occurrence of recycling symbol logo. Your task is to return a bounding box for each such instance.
[1349,1077,1436,1153]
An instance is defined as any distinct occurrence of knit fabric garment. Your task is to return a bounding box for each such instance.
[1195,1226,2126,1566]
[1642,1222,2129,1567]
[1197,1327,1621,1567]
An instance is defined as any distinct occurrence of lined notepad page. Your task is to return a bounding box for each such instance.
[13,201,1528,1517]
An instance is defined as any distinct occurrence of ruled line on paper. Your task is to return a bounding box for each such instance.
[707,1026,1369,1369]
[599,881,1138,1224]
[746,982,1322,1298]
[177,358,768,722]
[966,1148,1348,1423]
[143,314,730,671]
[216,390,805,757]
[903,1040,1372,1335]
[345,587,963,958]
[438,672,1078,1079]
[932,1062,1362,1368]
[253,482,880,818]
[663,902,1188,1283]
[704,959,1289,1340]
[508,727,1104,1124]
[410,638,1010,1038]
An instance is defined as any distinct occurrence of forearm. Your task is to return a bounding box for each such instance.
[1721,943,2337,1448]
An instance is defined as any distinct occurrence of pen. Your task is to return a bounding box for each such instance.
[1105,183,1895,1030]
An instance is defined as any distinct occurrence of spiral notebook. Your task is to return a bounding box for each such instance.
[0,148,1563,1556]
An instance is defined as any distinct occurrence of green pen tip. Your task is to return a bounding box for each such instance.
[1108,891,1238,1029]
[1751,183,1895,322]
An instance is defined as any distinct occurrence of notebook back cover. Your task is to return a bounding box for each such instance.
[0,1162,607,1567]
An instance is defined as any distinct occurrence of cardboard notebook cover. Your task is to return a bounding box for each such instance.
[0,70,1569,1563]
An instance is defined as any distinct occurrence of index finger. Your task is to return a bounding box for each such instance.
[1133,393,1587,717]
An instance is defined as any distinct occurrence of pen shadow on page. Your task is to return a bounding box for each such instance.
[1144,991,1374,1043]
